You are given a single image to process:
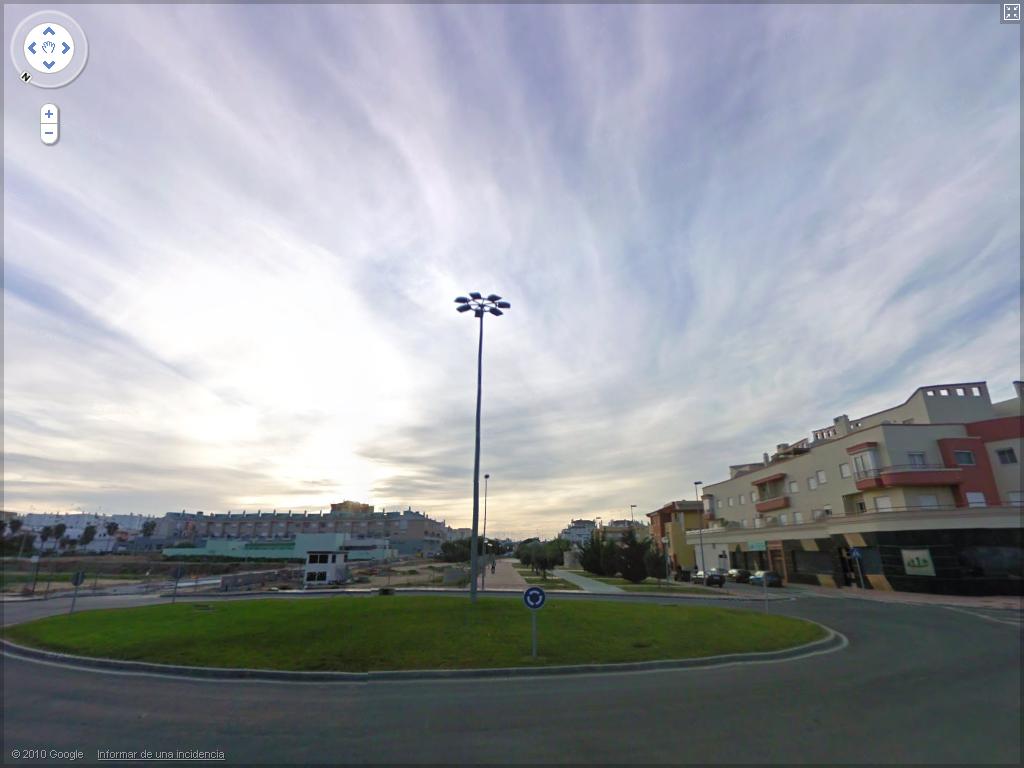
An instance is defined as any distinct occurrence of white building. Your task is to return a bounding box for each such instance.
[303,550,349,586]
[560,519,597,546]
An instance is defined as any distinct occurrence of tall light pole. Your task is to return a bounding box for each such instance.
[455,292,510,603]
[481,473,490,591]
[694,481,705,573]
[629,504,637,524]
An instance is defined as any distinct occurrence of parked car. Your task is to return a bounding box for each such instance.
[694,569,726,587]
[749,570,783,587]
[727,568,751,583]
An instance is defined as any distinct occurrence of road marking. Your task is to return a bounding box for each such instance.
[942,606,1023,628]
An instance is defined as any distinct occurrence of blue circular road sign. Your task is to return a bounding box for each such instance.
[523,586,546,609]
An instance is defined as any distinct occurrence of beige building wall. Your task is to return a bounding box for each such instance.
[986,438,1024,503]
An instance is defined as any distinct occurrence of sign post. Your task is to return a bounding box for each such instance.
[29,555,40,595]
[523,586,546,658]
[68,571,86,614]
[850,548,865,589]
[171,566,186,603]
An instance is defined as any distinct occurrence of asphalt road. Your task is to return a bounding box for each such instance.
[2,590,1021,765]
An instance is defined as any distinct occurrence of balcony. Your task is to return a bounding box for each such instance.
[755,495,790,513]
[854,464,963,491]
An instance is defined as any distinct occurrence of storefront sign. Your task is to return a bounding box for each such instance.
[901,548,935,576]
[747,541,766,552]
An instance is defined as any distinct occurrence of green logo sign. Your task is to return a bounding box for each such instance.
[747,541,767,551]
[901,548,935,576]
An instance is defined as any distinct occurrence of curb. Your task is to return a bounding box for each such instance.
[0,623,846,683]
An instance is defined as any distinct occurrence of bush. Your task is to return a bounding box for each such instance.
[644,546,667,582]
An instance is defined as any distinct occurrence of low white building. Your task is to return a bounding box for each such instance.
[303,550,349,586]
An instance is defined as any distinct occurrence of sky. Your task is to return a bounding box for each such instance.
[3,4,1020,539]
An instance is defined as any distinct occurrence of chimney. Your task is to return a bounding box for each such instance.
[1014,381,1024,400]
[763,452,770,466]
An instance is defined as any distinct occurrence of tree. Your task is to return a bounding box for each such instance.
[53,523,67,551]
[9,519,23,536]
[578,532,603,575]
[80,524,97,547]
[600,538,619,577]
[515,538,539,566]
[0,521,6,537]
[58,536,71,551]
[105,522,119,537]
[440,538,471,562]
[615,529,650,583]
[644,545,668,586]
[142,520,157,538]
[39,526,53,551]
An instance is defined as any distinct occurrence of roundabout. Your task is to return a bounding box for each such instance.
[3,589,1021,764]
[1,594,838,680]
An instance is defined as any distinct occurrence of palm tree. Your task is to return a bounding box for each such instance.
[105,522,119,537]
[142,520,157,538]
[39,526,53,551]
[53,523,67,551]
[9,519,22,536]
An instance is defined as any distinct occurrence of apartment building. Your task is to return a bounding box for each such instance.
[156,504,450,556]
[600,519,651,542]
[695,381,1022,595]
[560,519,597,546]
[647,501,728,574]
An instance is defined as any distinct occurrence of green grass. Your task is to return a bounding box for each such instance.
[4,596,825,671]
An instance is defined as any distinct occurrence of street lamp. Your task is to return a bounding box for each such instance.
[629,504,637,524]
[455,292,510,603]
[481,473,490,591]
[694,481,705,574]
[662,535,670,586]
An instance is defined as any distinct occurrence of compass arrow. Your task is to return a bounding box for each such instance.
[28,41,36,54]
[61,42,70,55]
[43,60,55,70]
[42,27,55,35]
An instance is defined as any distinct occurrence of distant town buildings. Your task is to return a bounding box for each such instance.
[156,503,450,557]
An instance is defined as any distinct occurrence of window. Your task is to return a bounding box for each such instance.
[874,496,893,512]
[955,387,965,396]
[305,572,317,581]
[926,390,935,396]
[965,492,986,508]
[808,477,818,491]
[779,513,788,525]
[739,495,745,505]
[839,463,851,478]
[728,497,734,507]
[939,388,949,396]
[751,490,758,503]
[794,511,803,524]
[816,470,827,484]
[907,452,927,467]
[856,501,867,514]
[788,480,799,493]
[953,450,976,466]
[917,495,939,508]
[996,448,1018,465]
[971,386,982,396]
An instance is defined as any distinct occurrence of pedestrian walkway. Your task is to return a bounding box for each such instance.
[477,557,528,591]
[552,568,623,593]
[787,582,1022,611]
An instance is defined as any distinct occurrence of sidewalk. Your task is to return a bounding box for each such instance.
[552,569,624,593]
[476,558,528,592]
[787,582,1023,611]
